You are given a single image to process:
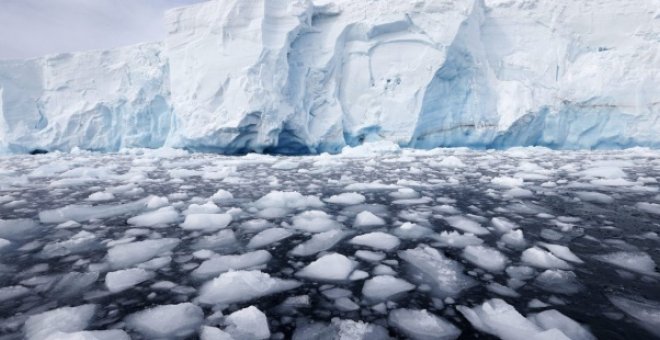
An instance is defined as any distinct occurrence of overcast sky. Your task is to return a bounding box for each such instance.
[0,0,206,60]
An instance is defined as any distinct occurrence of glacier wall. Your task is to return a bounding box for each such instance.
[0,43,172,154]
[0,0,658,154]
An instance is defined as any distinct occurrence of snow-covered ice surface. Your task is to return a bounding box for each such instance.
[0,146,659,338]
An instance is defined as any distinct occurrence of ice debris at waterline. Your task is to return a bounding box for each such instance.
[0,146,659,339]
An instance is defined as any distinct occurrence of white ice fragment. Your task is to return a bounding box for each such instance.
[608,295,660,337]
[636,202,660,215]
[39,198,149,223]
[183,202,221,215]
[198,270,300,304]
[105,268,155,293]
[180,213,232,231]
[125,303,203,339]
[393,222,433,239]
[290,229,346,257]
[290,210,341,233]
[254,191,323,210]
[127,206,179,227]
[0,285,30,302]
[200,326,233,340]
[210,189,234,203]
[444,216,490,235]
[247,228,293,249]
[522,247,573,270]
[462,246,509,272]
[44,330,130,340]
[296,253,356,281]
[538,243,583,264]
[575,191,614,204]
[389,308,461,340]
[353,211,386,228]
[349,232,400,251]
[432,231,484,248]
[24,304,96,340]
[192,250,272,278]
[491,176,524,188]
[435,156,465,168]
[87,192,115,202]
[362,275,415,302]
[107,238,179,269]
[594,251,658,276]
[225,306,270,340]
[580,166,626,179]
[491,217,519,233]
[501,230,527,248]
[325,192,366,205]
[528,310,596,340]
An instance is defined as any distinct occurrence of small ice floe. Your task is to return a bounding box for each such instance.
[444,216,490,235]
[501,230,527,248]
[399,245,476,297]
[87,191,115,202]
[636,202,660,215]
[594,251,658,277]
[388,308,461,340]
[253,191,323,211]
[608,295,660,337]
[0,285,30,302]
[534,269,582,294]
[24,304,97,340]
[247,228,293,249]
[462,245,509,272]
[325,192,366,205]
[180,213,232,231]
[521,247,573,270]
[105,268,154,293]
[362,275,415,302]
[125,303,203,338]
[183,202,221,215]
[392,222,433,239]
[290,210,342,233]
[296,253,356,281]
[491,176,524,188]
[39,198,149,223]
[432,231,483,248]
[353,211,386,228]
[349,232,400,251]
[491,217,520,233]
[198,270,300,304]
[127,206,179,227]
[192,250,272,278]
[107,238,179,269]
[224,306,270,339]
[574,191,614,204]
[290,229,346,257]
[210,189,234,203]
[528,309,596,340]
[537,242,584,264]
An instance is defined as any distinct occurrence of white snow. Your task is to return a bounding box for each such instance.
[198,270,300,304]
[296,253,356,281]
[349,232,400,251]
[389,308,461,340]
[105,268,154,293]
[362,275,415,302]
[125,303,203,338]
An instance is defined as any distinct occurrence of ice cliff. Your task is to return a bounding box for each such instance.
[0,0,658,154]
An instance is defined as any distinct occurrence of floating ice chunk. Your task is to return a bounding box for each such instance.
[432,231,483,248]
[39,198,149,223]
[362,275,415,302]
[200,326,233,340]
[247,228,294,249]
[254,191,323,210]
[193,229,236,250]
[0,285,30,302]
[105,268,154,293]
[355,250,386,262]
[594,251,658,276]
[399,245,476,298]
[457,299,570,340]
[332,319,390,339]
[608,295,660,337]
[462,246,509,272]
[575,191,614,204]
[434,156,466,168]
[393,222,432,239]
[491,217,520,233]
[291,210,342,233]
[350,232,400,251]
[296,253,356,281]
[389,308,461,340]
[198,270,300,304]
[0,219,38,240]
[225,306,270,340]
[528,310,596,340]
[24,304,96,340]
[344,181,400,192]
[335,297,360,311]
[487,282,520,298]
[290,230,346,257]
[538,243,583,264]
[183,202,221,215]
[44,330,130,340]
[125,303,203,339]
[180,213,232,231]
[146,196,169,209]
[39,230,98,258]
[325,192,366,205]
[444,216,490,235]
[87,192,115,202]
[127,206,179,227]
[636,202,660,215]
[501,230,526,248]
[491,176,524,188]
[192,250,272,278]
[210,189,234,203]
[534,270,581,294]
[353,211,386,228]
[107,238,179,269]
[240,219,274,232]
[579,166,626,179]
[0,238,10,250]
[522,247,573,270]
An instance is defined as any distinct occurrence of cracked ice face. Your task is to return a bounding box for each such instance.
[0,145,659,339]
